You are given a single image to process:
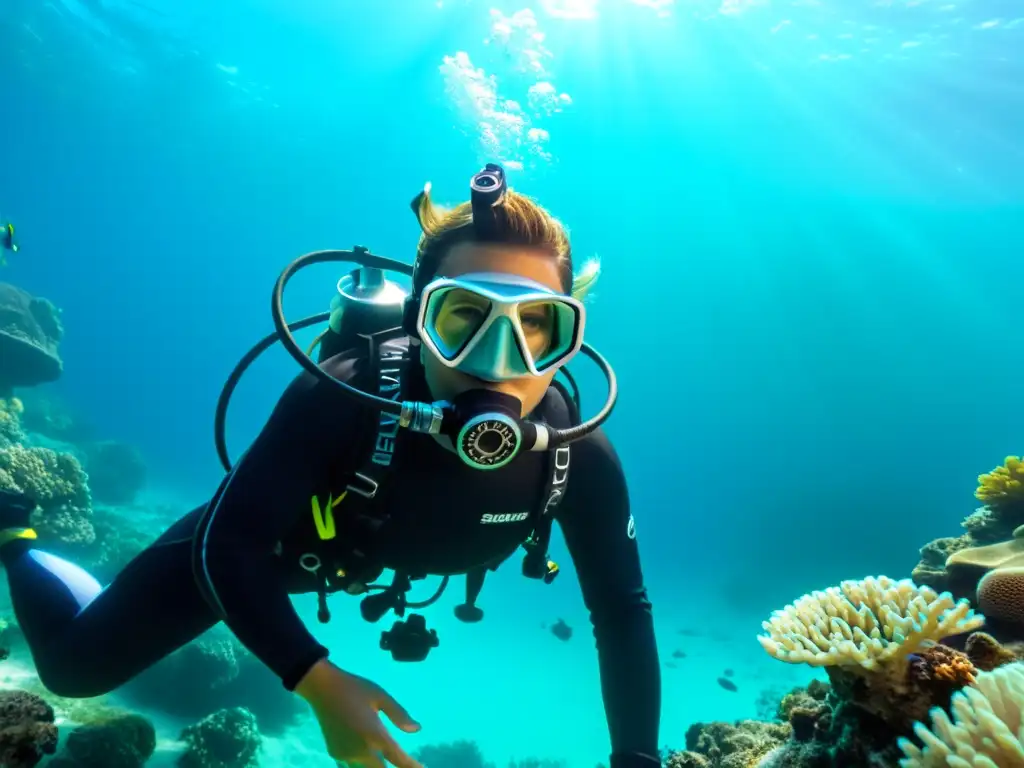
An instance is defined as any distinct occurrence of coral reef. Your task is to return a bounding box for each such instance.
[0,282,63,397]
[758,576,982,727]
[0,443,94,546]
[177,707,262,768]
[413,740,495,768]
[663,575,1024,767]
[50,712,156,768]
[975,456,1024,521]
[757,575,981,668]
[670,720,790,768]
[0,689,58,768]
[0,397,25,448]
[909,534,975,599]
[80,440,147,505]
[963,630,1024,671]
[897,661,1024,766]
[666,676,912,768]
[0,400,95,547]
[929,521,1024,636]
[120,627,303,734]
[914,456,1024,611]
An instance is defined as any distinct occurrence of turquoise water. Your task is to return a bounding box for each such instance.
[2,0,1023,765]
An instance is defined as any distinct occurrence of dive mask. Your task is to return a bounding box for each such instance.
[417,272,585,382]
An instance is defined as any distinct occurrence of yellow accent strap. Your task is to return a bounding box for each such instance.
[310,491,348,541]
[0,527,37,547]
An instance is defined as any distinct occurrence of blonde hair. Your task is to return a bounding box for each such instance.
[411,181,600,301]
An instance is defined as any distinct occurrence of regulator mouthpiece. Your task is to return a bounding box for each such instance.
[444,389,529,470]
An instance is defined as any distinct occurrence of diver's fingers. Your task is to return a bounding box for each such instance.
[351,751,386,768]
[376,692,420,733]
[375,730,423,768]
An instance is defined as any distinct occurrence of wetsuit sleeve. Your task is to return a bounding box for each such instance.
[193,357,365,690]
[556,429,661,768]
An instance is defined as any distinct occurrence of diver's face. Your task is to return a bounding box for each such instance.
[420,242,564,417]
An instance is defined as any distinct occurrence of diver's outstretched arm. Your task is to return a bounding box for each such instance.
[190,355,367,690]
[555,427,661,768]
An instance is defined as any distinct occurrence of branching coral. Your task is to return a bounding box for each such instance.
[898,661,1024,767]
[0,444,94,546]
[759,576,985,729]
[758,576,983,670]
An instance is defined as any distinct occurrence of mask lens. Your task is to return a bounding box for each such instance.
[516,300,559,361]
[427,287,493,359]
[528,299,581,372]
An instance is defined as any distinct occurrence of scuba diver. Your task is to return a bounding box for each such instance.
[0,164,660,768]
[1,220,18,264]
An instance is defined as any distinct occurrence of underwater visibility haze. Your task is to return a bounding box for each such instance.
[1,0,1024,766]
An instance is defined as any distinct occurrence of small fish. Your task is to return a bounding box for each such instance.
[672,649,687,660]
[717,677,738,692]
[1,222,17,266]
[678,628,702,637]
[550,618,572,642]
[2,223,17,253]
[723,668,734,678]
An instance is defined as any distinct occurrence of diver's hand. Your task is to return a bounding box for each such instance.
[296,659,423,768]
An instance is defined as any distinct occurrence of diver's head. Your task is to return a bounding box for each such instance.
[408,175,599,417]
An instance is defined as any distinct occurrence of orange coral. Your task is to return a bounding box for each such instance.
[930,652,976,686]
[908,643,976,691]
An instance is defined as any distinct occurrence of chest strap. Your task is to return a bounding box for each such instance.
[454,395,572,623]
[305,329,410,623]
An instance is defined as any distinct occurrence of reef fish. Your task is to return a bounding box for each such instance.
[550,618,572,641]
[717,677,738,692]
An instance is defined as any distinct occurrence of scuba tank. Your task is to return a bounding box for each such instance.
[213,246,409,472]
[316,256,408,363]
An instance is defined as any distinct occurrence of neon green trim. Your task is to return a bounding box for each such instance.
[311,491,347,541]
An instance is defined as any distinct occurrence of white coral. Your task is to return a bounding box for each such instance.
[898,661,1024,767]
[758,575,984,670]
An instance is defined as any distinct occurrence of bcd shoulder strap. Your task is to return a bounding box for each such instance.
[309,328,412,623]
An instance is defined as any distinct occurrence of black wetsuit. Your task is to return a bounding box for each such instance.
[1,340,661,767]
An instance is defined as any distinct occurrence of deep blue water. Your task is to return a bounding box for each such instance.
[2,0,1023,763]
